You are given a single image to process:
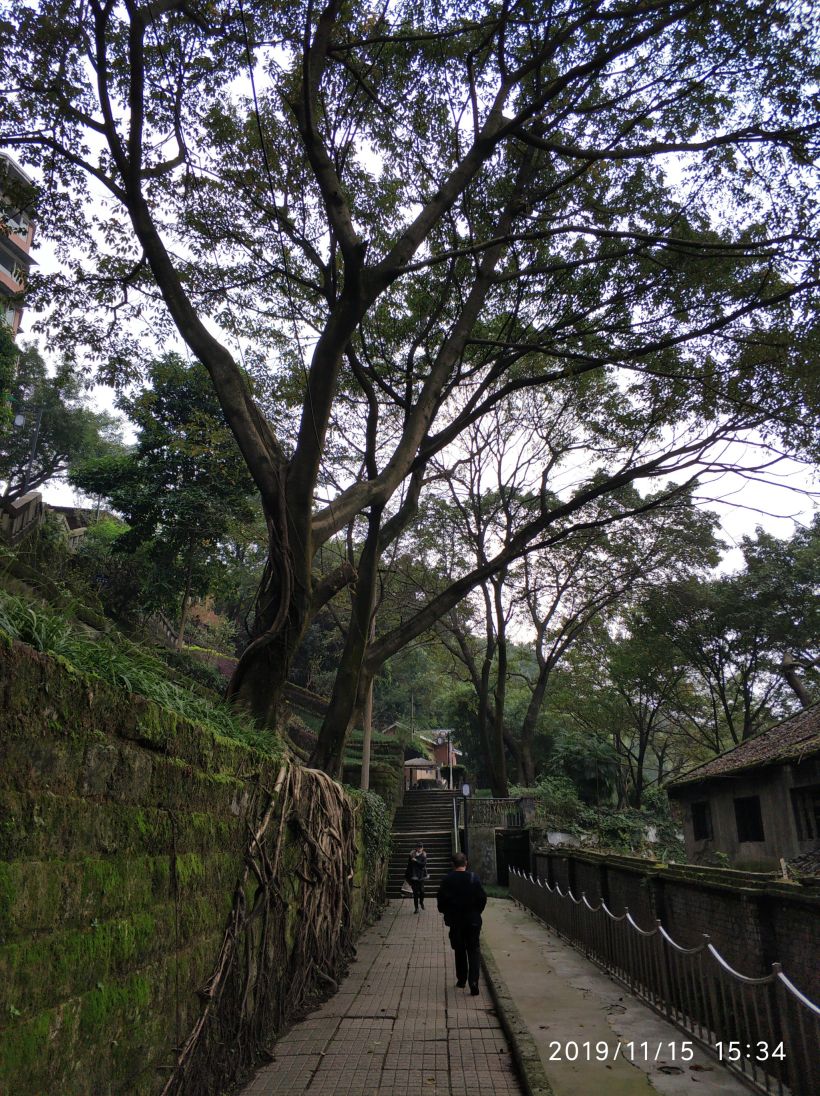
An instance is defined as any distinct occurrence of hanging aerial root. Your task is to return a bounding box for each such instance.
[160,762,364,1096]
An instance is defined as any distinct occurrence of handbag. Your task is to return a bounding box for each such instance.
[401,880,413,896]
[422,870,430,880]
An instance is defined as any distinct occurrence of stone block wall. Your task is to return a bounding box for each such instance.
[0,639,386,1095]
[533,849,820,1003]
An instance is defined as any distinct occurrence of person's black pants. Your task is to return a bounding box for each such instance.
[448,923,481,986]
[410,878,425,910]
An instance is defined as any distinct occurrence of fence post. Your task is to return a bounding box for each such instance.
[772,963,801,1096]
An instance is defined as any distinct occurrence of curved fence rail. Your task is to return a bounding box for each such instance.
[510,868,820,1096]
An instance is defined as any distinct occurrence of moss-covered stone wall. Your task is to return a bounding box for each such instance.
[0,638,386,1095]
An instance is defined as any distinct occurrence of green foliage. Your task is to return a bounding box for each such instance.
[14,512,73,583]
[0,345,119,502]
[0,591,279,754]
[67,518,147,627]
[347,788,392,872]
[155,647,227,695]
[543,723,620,804]
[70,354,259,631]
[520,774,685,861]
[184,610,237,657]
[0,322,16,430]
[523,775,586,828]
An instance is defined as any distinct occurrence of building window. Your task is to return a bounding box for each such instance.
[791,785,820,841]
[734,796,765,843]
[691,800,713,841]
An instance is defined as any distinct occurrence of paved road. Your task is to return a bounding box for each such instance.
[241,896,751,1096]
[241,898,522,1096]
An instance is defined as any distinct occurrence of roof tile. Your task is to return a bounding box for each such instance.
[669,705,820,788]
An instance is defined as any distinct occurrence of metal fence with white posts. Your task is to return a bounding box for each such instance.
[509,867,820,1096]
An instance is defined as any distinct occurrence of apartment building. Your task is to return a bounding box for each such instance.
[0,152,36,337]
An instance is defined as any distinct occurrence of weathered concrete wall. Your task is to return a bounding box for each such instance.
[0,638,387,1095]
[533,848,820,1003]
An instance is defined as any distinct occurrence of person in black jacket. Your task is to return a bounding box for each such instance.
[436,851,487,994]
[405,842,428,913]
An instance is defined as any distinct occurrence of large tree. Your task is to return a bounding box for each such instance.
[0,344,117,505]
[636,519,820,743]
[4,0,819,770]
[430,480,719,793]
[71,354,257,642]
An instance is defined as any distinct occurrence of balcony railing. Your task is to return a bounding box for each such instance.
[510,867,820,1096]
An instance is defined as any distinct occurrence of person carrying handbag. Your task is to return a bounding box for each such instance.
[404,842,428,913]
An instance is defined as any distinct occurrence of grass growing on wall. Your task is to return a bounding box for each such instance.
[0,591,280,756]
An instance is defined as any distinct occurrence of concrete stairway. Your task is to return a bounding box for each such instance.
[388,788,458,900]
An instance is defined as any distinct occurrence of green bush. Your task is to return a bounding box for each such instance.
[516,774,685,861]
[346,788,392,871]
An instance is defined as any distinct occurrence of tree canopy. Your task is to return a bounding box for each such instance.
[0,344,118,505]
[70,354,258,640]
[3,0,819,772]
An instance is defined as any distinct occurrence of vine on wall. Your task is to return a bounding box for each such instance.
[348,787,392,918]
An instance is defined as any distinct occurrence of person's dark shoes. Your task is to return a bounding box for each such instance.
[469,983,480,995]
[414,907,419,914]
[456,979,467,988]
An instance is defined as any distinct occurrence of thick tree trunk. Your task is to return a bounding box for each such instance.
[517,662,551,787]
[359,618,376,790]
[781,652,812,708]
[488,730,509,797]
[492,585,509,792]
[503,731,523,786]
[519,741,536,788]
[309,506,383,776]
[359,674,374,791]
[307,473,424,775]
[226,501,313,727]
[480,705,508,797]
[632,734,648,807]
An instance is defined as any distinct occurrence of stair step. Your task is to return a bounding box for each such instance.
[390,789,459,895]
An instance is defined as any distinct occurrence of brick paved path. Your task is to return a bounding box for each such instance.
[241,899,523,1096]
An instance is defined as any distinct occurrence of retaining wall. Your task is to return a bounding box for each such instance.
[0,638,386,1095]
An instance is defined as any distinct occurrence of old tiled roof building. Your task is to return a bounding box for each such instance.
[667,705,820,873]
